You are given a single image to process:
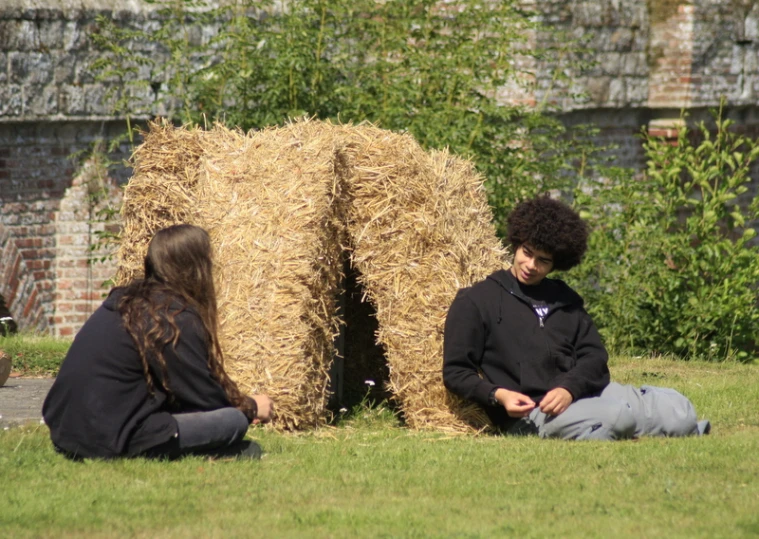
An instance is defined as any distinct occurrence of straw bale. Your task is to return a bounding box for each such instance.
[192,122,344,430]
[115,120,209,284]
[117,118,508,433]
[327,124,508,432]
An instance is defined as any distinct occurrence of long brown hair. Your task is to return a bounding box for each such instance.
[118,224,255,419]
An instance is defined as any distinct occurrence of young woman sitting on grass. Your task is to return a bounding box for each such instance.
[43,224,273,460]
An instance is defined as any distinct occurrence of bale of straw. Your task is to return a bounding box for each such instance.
[191,122,344,430]
[117,118,508,433]
[328,124,508,432]
[115,120,208,284]
[118,120,345,429]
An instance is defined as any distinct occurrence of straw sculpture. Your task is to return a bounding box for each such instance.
[117,118,508,432]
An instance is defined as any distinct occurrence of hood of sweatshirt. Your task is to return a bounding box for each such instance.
[486,268,583,323]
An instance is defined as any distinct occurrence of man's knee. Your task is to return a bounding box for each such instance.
[579,401,636,441]
[640,386,698,437]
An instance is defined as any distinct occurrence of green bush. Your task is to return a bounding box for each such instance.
[90,0,595,232]
[88,1,759,362]
[568,106,759,362]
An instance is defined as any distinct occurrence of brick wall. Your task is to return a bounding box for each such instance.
[0,121,127,335]
[53,160,122,336]
[0,221,46,330]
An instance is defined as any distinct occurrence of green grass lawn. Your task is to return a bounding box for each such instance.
[0,333,71,377]
[1,354,757,538]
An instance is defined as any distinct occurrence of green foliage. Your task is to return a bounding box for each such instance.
[88,0,596,232]
[84,2,759,363]
[569,105,759,361]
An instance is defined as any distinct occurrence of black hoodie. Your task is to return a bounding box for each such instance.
[443,269,610,428]
[43,288,240,459]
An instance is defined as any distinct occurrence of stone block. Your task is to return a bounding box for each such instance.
[54,52,77,83]
[73,52,104,85]
[62,20,88,51]
[599,52,623,75]
[622,52,647,76]
[10,52,54,85]
[2,20,39,52]
[586,76,611,103]
[26,83,59,116]
[626,79,648,104]
[573,2,604,27]
[0,85,23,116]
[629,3,647,29]
[609,28,634,51]
[59,84,86,114]
[608,77,626,104]
[0,52,6,84]
[38,20,65,50]
[83,84,113,115]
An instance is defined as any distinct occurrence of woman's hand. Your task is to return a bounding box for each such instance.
[251,394,274,423]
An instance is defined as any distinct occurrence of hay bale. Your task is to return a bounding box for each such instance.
[116,120,208,284]
[117,119,508,432]
[330,124,507,432]
[192,122,344,430]
[117,120,343,430]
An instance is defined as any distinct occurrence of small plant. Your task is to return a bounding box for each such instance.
[569,102,759,362]
[333,379,399,429]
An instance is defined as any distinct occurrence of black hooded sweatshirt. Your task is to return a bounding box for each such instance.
[43,288,246,459]
[443,269,610,429]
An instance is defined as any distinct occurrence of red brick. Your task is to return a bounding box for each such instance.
[23,289,38,318]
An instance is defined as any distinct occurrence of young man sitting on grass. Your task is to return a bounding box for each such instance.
[443,195,710,440]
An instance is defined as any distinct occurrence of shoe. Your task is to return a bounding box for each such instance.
[0,350,11,387]
[211,440,263,460]
[237,440,263,460]
[697,420,711,436]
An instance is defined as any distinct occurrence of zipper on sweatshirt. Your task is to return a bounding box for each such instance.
[502,288,552,360]
[504,288,551,327]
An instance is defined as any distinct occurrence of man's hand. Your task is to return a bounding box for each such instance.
[539,387,573,416]
[494,388,536,418]
[251,394,274,424]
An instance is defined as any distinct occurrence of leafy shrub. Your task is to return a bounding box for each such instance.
[89,0,595,232]
[568,106,759,361]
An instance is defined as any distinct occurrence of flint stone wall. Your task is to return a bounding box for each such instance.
[2,0,759,334]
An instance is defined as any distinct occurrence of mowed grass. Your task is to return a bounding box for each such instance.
[0,333,71,377]
[1,356,758,538]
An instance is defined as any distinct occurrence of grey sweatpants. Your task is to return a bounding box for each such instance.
[506,382,708,441]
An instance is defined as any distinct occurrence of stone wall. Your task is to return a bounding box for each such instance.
[2,0,759,335]
[534,0,759,112]
[0,0,170,121]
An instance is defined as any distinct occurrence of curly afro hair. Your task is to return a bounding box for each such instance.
[506,195,588,272]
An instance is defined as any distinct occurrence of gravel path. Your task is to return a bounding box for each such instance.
[0,377,54,429]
